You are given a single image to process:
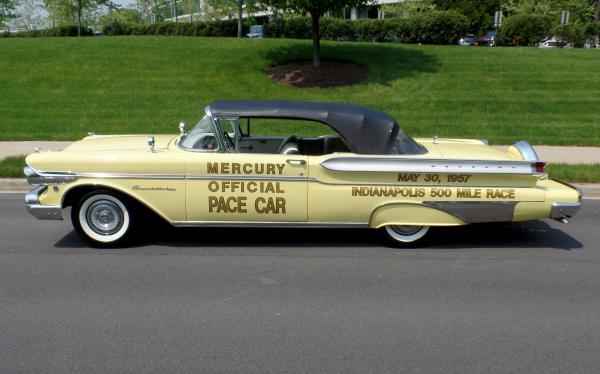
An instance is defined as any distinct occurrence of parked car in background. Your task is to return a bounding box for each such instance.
[584,36,599,48]
[247,25,263,39]
[479,31,496,46]
[458,34,477,46]
[539,37,573,48]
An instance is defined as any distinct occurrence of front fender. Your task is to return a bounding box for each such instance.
[42,179,186,223]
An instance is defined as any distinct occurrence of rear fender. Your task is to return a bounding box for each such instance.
[369,203,466,229]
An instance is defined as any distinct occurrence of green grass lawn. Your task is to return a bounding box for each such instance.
[0,36,599,144]
[0,156,26,178]
[2,154,598,182]
[545,164,600,183]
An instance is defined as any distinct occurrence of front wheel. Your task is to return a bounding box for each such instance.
[382,225,430,247]
[72,191,133,247]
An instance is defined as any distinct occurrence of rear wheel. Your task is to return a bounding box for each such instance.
[71,191,133,247]
[382,225,430,247]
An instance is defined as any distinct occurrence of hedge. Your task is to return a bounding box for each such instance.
[99,11,468,45]
[1,25,93,37]
[265,11,469,44]
[102,19,245,37]
[496,14,552,46]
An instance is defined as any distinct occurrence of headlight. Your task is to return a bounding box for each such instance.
[23,165,37,177]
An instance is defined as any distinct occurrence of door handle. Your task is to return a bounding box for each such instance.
[286,159,306,165]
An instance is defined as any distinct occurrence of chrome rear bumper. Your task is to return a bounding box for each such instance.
[550,202,581,223]
[25,186,63,220]
[549,180,583,223]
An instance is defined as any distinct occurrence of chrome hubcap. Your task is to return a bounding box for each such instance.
[389,225,423,236]
[86,200,123,235]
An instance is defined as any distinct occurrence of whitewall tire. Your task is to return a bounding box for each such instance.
[72,191,133,247]
[383,225,430,246]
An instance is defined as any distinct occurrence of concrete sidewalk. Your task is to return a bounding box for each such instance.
[0,141,71,160]
[2,141,600,164]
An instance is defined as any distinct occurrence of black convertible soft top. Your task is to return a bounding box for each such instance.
[207,100,412,155]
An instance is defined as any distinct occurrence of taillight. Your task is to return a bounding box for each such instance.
[534,162,546,173]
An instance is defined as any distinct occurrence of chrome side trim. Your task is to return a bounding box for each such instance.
[185,174,306,181]
[423,201,518,223]
[77,172,184,180]
[513,141,539,161]
[320,157,538,174]
[27,169,309,182]
[24,186,63,220]
[172,221,368,228]
[307,178,538,188]
[24,164,78,185]
[550,202,581,221]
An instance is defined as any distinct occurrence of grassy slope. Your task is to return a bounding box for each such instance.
[2,155,598,182]
[0,37,599,144]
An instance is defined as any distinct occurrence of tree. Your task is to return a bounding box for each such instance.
[382,0,436,19]
[44,0,116,35]
[0,0,18,28]
[502,0,594,24]
[263,0,368,68]
[434,0,500,33]
[11,0,47,30]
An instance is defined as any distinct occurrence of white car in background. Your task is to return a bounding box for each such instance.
[538,37,573,48]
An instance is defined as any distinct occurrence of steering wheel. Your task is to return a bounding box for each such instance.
[223,131,235,152]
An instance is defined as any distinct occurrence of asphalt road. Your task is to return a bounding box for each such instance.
[1,193,599,374]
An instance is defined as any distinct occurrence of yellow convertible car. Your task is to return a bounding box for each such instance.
[24,100,582,247]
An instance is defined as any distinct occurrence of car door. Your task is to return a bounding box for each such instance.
[185,118,308,223]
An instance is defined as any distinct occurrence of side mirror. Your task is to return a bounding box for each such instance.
[179,121,185,136]
[147,136,155,152]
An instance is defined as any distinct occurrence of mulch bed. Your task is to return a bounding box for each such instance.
[267,61,368,88]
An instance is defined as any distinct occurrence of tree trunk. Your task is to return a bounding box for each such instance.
[310,11,321,68]
[77,0,82,37]
[237,0,243,38]
[595,0,600,21]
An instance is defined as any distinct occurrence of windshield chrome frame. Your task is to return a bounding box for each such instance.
[178,113,223,153]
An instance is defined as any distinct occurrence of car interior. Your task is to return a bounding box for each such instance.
[221,118,351,156]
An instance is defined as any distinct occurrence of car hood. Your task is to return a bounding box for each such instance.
[62,134,178,152]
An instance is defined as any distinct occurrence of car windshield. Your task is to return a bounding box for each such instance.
[179,115,219,151]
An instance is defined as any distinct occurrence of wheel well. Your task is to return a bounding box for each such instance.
[62,185,98,208]
[62,185,166,224]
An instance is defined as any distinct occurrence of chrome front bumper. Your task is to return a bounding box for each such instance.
[25,186,63,220]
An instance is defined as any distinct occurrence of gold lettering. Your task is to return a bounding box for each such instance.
[275,164,285,174]
[232,163,241,174]
[208,181,219,192]
[207,163,218,174]
[264,182,275,193]
[397,173,420,182]
[208,196,218,212]
[255,197,286,214]
[247,181,257,193]
[266,164,276,175]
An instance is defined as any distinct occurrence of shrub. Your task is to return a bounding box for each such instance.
[496,14,552,46]
[265,11,467,44]
[552,23,588,47]
[583,22,600,47]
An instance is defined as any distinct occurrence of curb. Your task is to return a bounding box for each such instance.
[2,178,599,199]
